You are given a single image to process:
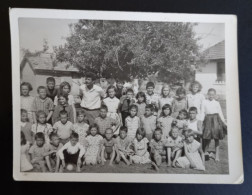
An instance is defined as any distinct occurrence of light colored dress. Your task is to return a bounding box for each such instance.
[187,93,205,121]
[21,96,34,123]
[84,134,103,164]
[131,138,151,164]
[157,116,174,139]
[73,123,89,146]
[21,142,33,172]
[176,140,205,171]
[125,116,140,140]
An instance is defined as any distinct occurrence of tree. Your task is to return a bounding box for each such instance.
[54,20,204,83]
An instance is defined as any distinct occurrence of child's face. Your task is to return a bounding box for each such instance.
[38,89,47,99]
[163,108,171,116]
[178,112,186,120]
[62,85,70,94]
[187,135,194,143]
[126,92,133,99]
[145,108,152,116]
[169,90,175,97]
[47,81,55,90]
[147,87,154,95]
[177,93,185,99]
[21,85,29,96]
[108,88,115,98]
[105,130,113,140]
[171,129,179,138]
[100,109,107,118]
[154,131,162,141]
[77,114,85,123]
[138,96,145,103]
[21,112,28,122]
[130,108,137,117]
[116,82,123,89]
[60,114,68,124]
[51,136,60,146]
[85,77,94,87]
[90,127,98,136]
[38,114,46,124]
[192,84,199,93]
[189,110,197,120]
[119,130,127,139]
[70,137,78,146]
[36,138,44,147]
[208,91,215,101]
[162,87,170,96]
[136,133,143,141]
[59,96,67,105]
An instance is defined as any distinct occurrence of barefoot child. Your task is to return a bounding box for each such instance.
[21,109,33,144]
[20,82,34,123]
[21,131,33,172]
[135,91,147,118]
[125,105,140,140]
[73,110,89,146]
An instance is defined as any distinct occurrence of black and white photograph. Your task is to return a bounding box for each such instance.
[10,9,242,183]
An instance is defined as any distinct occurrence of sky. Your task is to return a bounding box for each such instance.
[19,18,225,54]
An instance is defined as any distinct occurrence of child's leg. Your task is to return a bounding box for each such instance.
[172,149,182,167]
[45,156,53,172]
[154,152,162,166]
[55,154,61,172]
[109,148,116,166]
[214,139,220,161]
[120,152,131,165]
[39,161,47,172]
[101,147,105,165]
[167,148,172,166]
[203,139,211,153]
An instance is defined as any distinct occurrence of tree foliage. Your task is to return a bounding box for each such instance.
[54,20,203,83]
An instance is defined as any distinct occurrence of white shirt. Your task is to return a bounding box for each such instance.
[145,93,159,105]
[202,99,225,123]
[57,141,85,160]
[187,93,205,120]
[103,97,120,113]
[80,84,105,109]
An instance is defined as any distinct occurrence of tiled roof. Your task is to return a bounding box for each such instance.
[204,40,225,60]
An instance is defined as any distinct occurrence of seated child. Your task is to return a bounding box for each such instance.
[84,124,103,165]
[56,132,85,172]
[100,128,119,166]
[73,110,89,146]
[44,133,63,172]
[175,130,205,171]
[21,109,33,144]
[21,131,33,172]
[28,132,49,172]
[53,110,74,145]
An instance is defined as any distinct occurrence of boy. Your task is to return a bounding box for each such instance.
[32,86,54,123]
[140,104,157,141]
[115,79,125,99]
[46,77,58,101]
[145,82,159,115]
[94,105,120,136]
[53,110,74,145]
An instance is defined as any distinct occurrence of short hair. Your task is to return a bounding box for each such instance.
[49,132,59,140]
[100,104,108,112]
[189,81,202,92]
[136,128,146,138]
[178,109,188,118]
[36,110,47,119]
[184,129,195,138]
[70,132,79,139]
[88,123,99,134]
[59,81,71,92]
[136,92,146,103]
[119,126,128,133]
[170,125,179,136]
[37,86,46,93]
[126,88,134,94]
[76,109,86,117]
[145,104,154,111]
[161,104,172,115]
[146,81,155,89]
[46,77,56,84]
[85,72,97,81]
[57,93,69,101]
[20,82,33,92]
[129,104,138,112]
[208,88,216,94]
[59,110,68,117]
[154,128,163,134]
[171,120,178,128]
[189,106,198,113]
[115,79,125,84]
[35,132,45,141]
[176,87,186,95]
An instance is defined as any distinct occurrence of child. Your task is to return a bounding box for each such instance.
[130,128,151,164]
[176,109,188,135]
[201,88,227,161]
[53,110,74,145]
[21,131,33,172]
[21,109,33,144]
[115,126,133,165]
[175,130,205,171]
[52,93,74,125]
[145,82,159,115]
[125,105,140,140]
[100,128,119,166]
[119,88,135,126]
[158,84,174,110]
[44,133,63,172]
[73,110,89,146]
[84,124,103,165]
[166,125,183,167]
[94,105,120,137]
[103,85,121,135]
[157,104,174,139]
[32,86,54,123]
[135,91,147,117]
[140,104,157,141]
[171,87,188,118]
[31,110,53,144]
[29,132,49,172]
[149,128,168,168]
[187,81,205,121]
[56,132,85,172]
[115,79,126,99]
[46,77,58,101]
[20,82,34,123]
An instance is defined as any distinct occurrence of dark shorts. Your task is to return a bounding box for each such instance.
[63,149,80,164]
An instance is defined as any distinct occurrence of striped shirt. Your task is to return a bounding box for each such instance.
[31,96,54,115]
[125,116,140,140]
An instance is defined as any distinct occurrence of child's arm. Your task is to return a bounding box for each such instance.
[33,112,37,124]
[69,106,75,124]
[47,99,54,121]
[199,145,205,166]
[47,111,53,122]
[217,101,226,124]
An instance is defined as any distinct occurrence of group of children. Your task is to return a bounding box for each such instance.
[20,73,227,173]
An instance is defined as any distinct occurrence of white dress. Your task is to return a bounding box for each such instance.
[21,142,33,172]
[131,138,151,164]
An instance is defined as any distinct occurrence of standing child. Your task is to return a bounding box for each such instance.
[157,104,174,139]
[140,104,157,141]
[201,88,227,161]
[52,93,74,125]
[135,91,147,118]
[20,82,34,123]
[115,79,126,99]
[32,86,54,123]
[21,131,33,172]
[145,82,159,116]
[187,81,205,121]
[53,110,74,145]
[176,109,188,135]
[125,105,140,140]
[73,110,89,146]
[158,84,174,111]
[46,77,58,101]
[56,132,85,172]
[171,87,188,118]
[175,130,205,171]
[21,109,33,144]
[31,110,53,144]
[28,132,49,172]
[130,128,151,164]
[84,124,103,165]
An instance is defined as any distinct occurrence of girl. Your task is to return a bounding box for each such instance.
[176,109,188,135]
[31,111,53,144]
[73,110,89,146]
[21,109,33,144]
[84,124,103,165]
[157,104,174,139]
[130,128,151,164]
[202,88,227,161]
[187,81,205,121]
[20,82,34,123]
[125,105,140,140]
[21,131,33,172]
[158,84,174,111]
[103,85,121,135]
[171,87,188,118]
[135,91,147,118]
[175,130,205,171]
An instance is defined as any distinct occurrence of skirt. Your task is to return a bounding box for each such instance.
[203,114,227,140]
